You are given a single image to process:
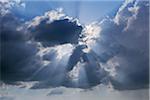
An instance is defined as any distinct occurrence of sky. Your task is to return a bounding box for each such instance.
[12,0,123,23]
[0,0,149,100]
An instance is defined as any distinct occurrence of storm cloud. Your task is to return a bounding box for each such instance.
[0,0,149,90]
[28,9,83,47]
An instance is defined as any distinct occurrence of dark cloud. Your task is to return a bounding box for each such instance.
[66,45,87,71]
[0,0,149,91]
[0,11,38,83]
[89,0,149,90]
[110,1,149,90]
[29,18,83,47]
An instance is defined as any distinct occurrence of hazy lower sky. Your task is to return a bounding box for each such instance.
[0,85,148,100]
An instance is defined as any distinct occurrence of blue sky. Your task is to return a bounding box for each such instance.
[13,0,123,24]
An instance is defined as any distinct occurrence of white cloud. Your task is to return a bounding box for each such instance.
[100,56,119,77]
[0,0,149,91]
[0,0,26,16]
[113,0,135,25]
[80,22,101,53]
[28,8,81,28]
[0,85,148,100]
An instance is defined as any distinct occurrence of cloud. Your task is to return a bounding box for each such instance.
[0,96,15,100]
[0,6,38,83]
[0,85,149,100]
[109,0,149,90]
[0,0,25,15]
[47,88,64,96]
[28,8,83,47]
[0,0,149,91]
[30,44,75,89]
[0,5,82,88]
[87,0,149,90]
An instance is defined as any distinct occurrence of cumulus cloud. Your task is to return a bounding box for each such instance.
[0,0,149,91]
[87,0,149,90]
[0,7,38,83]
[0,2,81,88]
[110,0,149,90]
[0,0,25,16]
[28,8,83,47]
